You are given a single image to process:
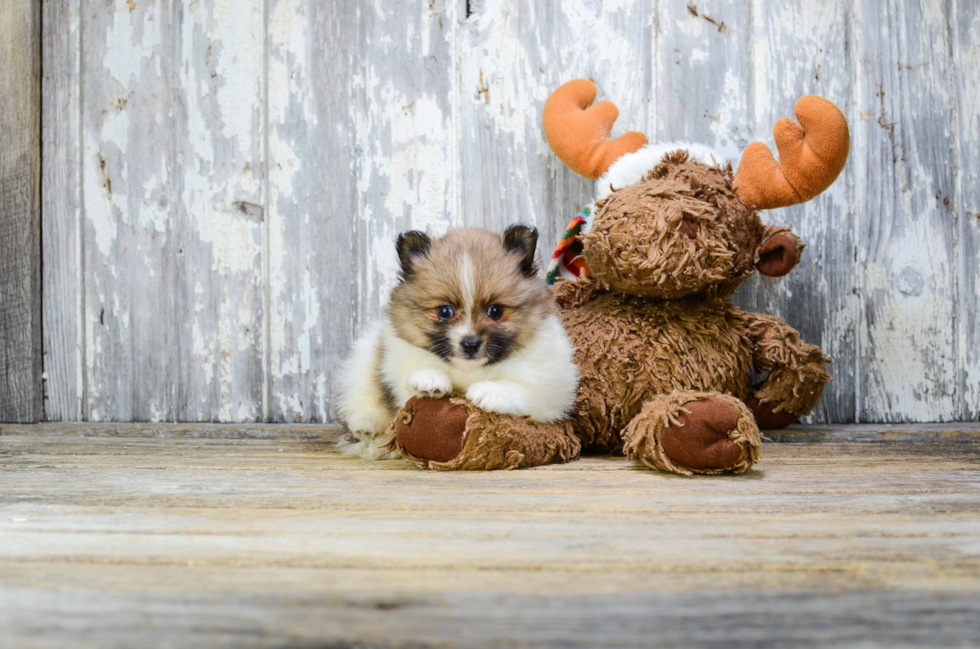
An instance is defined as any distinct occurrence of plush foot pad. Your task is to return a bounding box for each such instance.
[394,396,470,463]
[744,383,800,429]
[623,391,762,475]
[661,397,743,471]
[387,395,581,471]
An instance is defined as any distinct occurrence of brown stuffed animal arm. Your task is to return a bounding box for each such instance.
[737,310,831,418]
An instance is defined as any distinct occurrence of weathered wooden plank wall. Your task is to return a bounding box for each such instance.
[41,0,979,423]
[267,0,351,423]
[735,0,857,424]
[954,0,980,421]
[1,0,42,422]
[40,0,82,421]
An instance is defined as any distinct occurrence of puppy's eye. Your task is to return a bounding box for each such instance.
[486,303,504,320]
[436,304,455,321]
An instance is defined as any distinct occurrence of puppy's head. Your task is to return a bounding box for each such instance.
[388,225,553,366]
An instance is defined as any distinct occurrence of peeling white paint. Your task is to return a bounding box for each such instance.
[149,404,165,423]
[213,0,263,159]
[192,321,214,388]
[380,91,454,234]
[47,0,979,425]
[198,207,261,273]
[102,108,130,155]
[352,1,459,329]
[139,165,170,234]
[268,0,316,126]
[707,69,748,162]
[955,2,980,418]
[103,2,161,86]
[83,147,118,257]
[217,297,234,422]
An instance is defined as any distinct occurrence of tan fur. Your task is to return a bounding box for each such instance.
[388,229,554,359]
[560,292,755,451]
[737,311,831,415]
[390,394,581,471]
[386,154,832,476]
[556,154,830,466]
[622,391,761,476]
[584,152,763,299]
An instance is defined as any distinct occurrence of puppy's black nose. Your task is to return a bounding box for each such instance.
[460,337,482,356]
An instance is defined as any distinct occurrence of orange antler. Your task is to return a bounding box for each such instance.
[734,95,850,210]
[542,79,648,180]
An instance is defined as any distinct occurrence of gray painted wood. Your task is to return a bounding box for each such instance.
[79,1,177,421]
[352,0,462,328]
[853,0,959,422]
[0,421,337,440]
[652,1,751,153]
[954,0,980,421]
[736,0,859,424]
[458,0,652,254]
[172,0,266,422]
[41,0,83,422]
[0,0,42,423]
[265,0,358,422]
[38,0,980,423]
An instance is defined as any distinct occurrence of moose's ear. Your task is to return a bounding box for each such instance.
[756,228,805,277]
[396,230,431,278]
[503,224,539,277]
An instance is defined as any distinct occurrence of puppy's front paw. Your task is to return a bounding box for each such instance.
[407,368,453,399]
[466,381,530,417]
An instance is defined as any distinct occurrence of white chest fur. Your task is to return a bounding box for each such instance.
[379,313,577,423]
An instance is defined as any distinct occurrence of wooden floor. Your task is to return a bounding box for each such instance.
[2,423,980,648]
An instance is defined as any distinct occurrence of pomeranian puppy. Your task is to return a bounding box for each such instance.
[336,225,578,459]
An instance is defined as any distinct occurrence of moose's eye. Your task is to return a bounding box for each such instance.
[436,304,455,321]
[486,304,504,321]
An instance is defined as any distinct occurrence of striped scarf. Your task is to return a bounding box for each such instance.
[545,204,594,285]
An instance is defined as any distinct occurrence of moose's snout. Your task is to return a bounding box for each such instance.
[680,215,699,239]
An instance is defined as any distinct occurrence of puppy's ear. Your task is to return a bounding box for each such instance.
[503,224,539,277]
[396,230,431,278]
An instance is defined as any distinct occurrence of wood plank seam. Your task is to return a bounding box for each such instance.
[1,0,43,423]
[261,0,271,423]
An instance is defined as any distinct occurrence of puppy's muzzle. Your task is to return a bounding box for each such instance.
[460,336,482,358]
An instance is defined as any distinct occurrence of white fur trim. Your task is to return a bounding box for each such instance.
[595,141,732,200]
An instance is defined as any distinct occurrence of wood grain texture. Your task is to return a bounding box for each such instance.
[37,0,980,423]
[653,1,750,154]
[0,0,42,423]
[954,0,980,420]
[735,0,858,424]
[853,0,958,422]
[41,0,83,422]
[265,0,357,422]
[457,0,652,251]
[1,429,979,646]
[352,0,462,329]
[79,1,178,421]
[172,0,266,422]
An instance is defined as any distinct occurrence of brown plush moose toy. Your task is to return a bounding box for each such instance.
[388,79,850,475]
